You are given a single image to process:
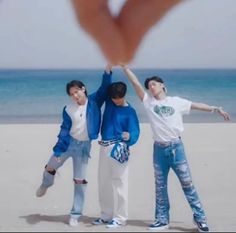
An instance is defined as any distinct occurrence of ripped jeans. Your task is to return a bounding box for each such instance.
[41,138,91,219]
[153,140,207,224]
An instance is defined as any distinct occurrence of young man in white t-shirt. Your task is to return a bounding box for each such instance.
[122,65,230,232]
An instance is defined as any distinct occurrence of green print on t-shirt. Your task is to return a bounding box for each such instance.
[154,105,175,117]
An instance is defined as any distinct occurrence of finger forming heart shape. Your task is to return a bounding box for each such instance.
[72,0,182,64]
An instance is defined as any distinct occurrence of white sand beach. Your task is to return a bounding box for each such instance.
[0,123,235,232]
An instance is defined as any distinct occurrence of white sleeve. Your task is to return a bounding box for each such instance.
[175,97,192,115]
[142,92,151,108]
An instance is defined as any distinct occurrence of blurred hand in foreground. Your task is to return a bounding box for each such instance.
[72,0,182,64]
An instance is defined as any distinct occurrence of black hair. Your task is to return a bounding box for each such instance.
[144,76,167,92]
[108,82,127,99]
[144,76,164,89]
[66,80,87,96]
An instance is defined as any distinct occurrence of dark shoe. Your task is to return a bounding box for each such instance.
[92,218,109,225]
[148,220,169,231]
[193,219,209,232]
[106,219,124,228]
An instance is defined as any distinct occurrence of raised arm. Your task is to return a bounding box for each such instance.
[90,64,113,107]
[191,102,230,121]
[121,65,145,101]
[105,63,113,74]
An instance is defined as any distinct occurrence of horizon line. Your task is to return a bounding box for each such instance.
[1,67,236,71]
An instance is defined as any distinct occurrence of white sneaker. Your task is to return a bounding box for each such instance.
[36,185,48,197]
[69,217,78,227]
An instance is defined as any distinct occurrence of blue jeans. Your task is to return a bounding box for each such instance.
[41,138,91,218]
[153,140,207,224]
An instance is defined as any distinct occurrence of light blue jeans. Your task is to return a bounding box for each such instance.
[41,138,91,219]
[153,140,207,224]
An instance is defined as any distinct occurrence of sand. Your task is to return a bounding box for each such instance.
[0,123,235,232]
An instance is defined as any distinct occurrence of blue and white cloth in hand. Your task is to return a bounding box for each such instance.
[110,142,130,164]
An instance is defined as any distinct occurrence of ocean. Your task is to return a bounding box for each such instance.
[0,69,235,123]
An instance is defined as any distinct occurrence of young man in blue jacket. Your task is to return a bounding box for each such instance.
[36,65,112,227]
[92,67,140,228]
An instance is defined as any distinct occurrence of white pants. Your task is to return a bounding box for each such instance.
[98,144,129,224]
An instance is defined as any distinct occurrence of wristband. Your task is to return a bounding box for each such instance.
[211,106,222,113]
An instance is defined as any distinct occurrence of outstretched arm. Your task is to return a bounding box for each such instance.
[191,102,230,121]
[121,65,145,101]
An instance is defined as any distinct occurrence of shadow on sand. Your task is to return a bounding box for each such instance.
[20,214,197,232]
[19,214,94,226]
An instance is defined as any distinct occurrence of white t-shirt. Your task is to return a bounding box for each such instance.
[65,100,89,141]
[143,93,192,142]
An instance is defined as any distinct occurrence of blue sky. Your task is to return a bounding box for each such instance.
[0,0,235,69]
